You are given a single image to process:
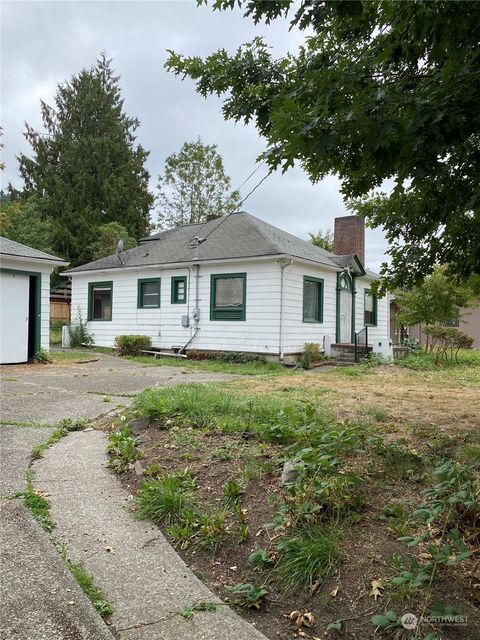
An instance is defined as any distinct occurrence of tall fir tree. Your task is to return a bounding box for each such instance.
[17,53,153,266]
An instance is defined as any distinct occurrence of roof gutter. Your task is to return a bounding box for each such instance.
[61,253,343,277]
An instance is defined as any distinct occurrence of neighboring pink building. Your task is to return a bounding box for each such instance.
[390,300,480,349]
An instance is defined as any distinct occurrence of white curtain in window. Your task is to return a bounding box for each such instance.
[216,278,243,307]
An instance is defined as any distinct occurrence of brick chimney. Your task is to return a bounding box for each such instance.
[333,215,365,266]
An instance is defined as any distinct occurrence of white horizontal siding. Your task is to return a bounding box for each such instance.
[70,259,390,357]
[282,263,337,354]
[355,277,390,354]
[0,257,53,350]
[70,260,282,354]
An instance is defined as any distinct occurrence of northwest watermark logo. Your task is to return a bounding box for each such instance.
[401,612,468,629]
[400,613,418,630]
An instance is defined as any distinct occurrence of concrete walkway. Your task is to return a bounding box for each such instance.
[0,425,113,640]
[34,430,267,640]
[1,353,265,640]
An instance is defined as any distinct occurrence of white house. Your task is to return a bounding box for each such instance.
[0,237,68,364]
[64,212,390,361]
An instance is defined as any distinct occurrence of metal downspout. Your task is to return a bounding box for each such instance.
[179,263,200,354]
[278,258,293,361]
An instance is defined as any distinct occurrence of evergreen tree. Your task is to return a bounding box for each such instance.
[156,139,240,229]
[17,53,153,266]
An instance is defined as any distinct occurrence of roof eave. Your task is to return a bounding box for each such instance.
[62,252,343,276]
[1,253,69,268]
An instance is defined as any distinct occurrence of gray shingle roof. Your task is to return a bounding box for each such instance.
[0,236,67,264]
[63,212,378,277]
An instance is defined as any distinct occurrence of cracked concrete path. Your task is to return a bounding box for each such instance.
[34,429,268,640]
[1,352,244,640]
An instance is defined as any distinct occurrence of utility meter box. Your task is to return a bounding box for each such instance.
[181,315,190,328]
[192,307,200,321]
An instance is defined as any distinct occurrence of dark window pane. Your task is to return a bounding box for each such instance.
[93,288,111,319]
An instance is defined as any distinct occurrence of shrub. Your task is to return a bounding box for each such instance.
[299,350,312,370]
[114,334,152,356]
[423,325,473,364]
[186,349,267,364]
[402,336,421,353]
[304,342,323,362]
[69,310,93,348]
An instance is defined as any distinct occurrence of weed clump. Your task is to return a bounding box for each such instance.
[136,471,200,526]
[275,527,341,593]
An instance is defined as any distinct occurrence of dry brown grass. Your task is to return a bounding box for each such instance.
[239,364,480,434]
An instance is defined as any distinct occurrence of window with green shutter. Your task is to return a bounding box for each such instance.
[303,276,324,323]
[171,276,187,304]
[210,273,246,321]
[137,278,160,309]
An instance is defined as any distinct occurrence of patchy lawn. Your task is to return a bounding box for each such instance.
[49,350,100,364]
[124,354,290,376]
[105,357,480,640]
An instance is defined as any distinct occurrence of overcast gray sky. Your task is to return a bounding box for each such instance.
[1,0,389,270]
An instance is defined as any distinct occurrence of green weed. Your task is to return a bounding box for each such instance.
[179,601,217,619]
[226,583,268,609]
[223,480,243,507]
[107,427,141,473]
[22,474,54,532]
[68,562,114,616]
[275,526,341,593]
[248,548,275,569]
[31,418,87,460]
[136,471,200,526]
[197,511,229,554]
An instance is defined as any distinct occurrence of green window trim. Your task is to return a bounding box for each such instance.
[88,281,113,321]
[210,273,247,321]
[171,276,187,304]
[137,278,161,309]
[364,288,378,326]
[303,276,324,323]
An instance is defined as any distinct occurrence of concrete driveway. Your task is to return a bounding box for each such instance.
[0,352,236,426]
[0,352,237,640]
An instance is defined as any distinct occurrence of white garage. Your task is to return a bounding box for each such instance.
[0,237,68,364]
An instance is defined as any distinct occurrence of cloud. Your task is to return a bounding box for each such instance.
[1,0,389,270]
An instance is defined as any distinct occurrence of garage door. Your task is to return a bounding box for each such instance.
[0,272,30,364]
